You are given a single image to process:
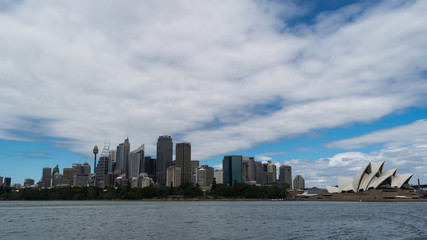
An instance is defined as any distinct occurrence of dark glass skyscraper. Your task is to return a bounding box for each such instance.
[223,155,242,186]
[279,165,292,189]
[176,142,191,185]
[116,138,130,177]
[156,135,173,186]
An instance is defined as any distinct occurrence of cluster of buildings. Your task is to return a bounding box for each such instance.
[1,135,306,191]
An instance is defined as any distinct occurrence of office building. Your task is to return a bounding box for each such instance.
[73,174,89,187]
[279,165,292,189]
[129,144,144,178]
[214,169,223,184]
[116,138,130,176]
[242,157,256,182]
[191,160,199,184]
[110,150,117,163]
[176,142,191,185]
[4,177,11,187]
[166,166,181,187]
[24,178,35,187]
[143,156,156,181]
[266,163,276,183]
[0,176,3,187]
[52,172,62,187]
[255,162,263,185]
[82,162,91,175]
[156,135,173,186]
[223,155,242,186]
[198,165,214,187]
[62,168,79,185]
[294,175,305,190]
[96,155,111,181]
[41,167,52,188]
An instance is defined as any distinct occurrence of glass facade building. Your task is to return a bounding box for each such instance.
[223,155,242,186]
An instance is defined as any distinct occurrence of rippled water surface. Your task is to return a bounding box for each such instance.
[0,201,426,239]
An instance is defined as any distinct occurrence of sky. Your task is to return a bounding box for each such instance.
[1,0,426,187]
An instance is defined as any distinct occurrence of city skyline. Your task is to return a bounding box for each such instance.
[1,1,427,186]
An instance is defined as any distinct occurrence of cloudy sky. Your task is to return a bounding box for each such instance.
[1,0,426,187]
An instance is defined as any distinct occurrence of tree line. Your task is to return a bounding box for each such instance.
[0,182,289,200]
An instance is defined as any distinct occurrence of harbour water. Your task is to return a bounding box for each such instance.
[1,201,426,239]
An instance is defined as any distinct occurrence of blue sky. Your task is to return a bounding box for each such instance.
[1,0,427,187]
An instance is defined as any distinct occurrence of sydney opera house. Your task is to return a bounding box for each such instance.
[305,161,420,201]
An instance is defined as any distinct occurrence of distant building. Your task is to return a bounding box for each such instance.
[24,178,35,187]
[223,155,242,186]
[242,157,256,182]
[139,176,153,188]
[52,173,62,187]
[266,163,276,183]
[82,162,91,175]
[191,160,199,184]
[255,162,263,185]
[166,166,181,187]
[198,165,214,187]
[110,150,117,163]
[214,169,223,184]
[73,174,89,187]
[96,155,111,181]
[62,168,79,185]
[116,138,130,176]
[156,135,173,186]
[143,156,156,181]
[104,172,115,188]
[176,142,191,185]
[4,177,11,187]
[279,165,292,189]
[293,175,305,190]
[128,144,144,178]
[42,167,52,188]
[12,183,22,189]
[0,176,3,187]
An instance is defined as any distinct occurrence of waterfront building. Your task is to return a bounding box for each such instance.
[4,177,11,187]
[242,157,256,182]
[0,176,3,187]
[41,167,52,188]
[198,165,214,187]
[294,175,305,190]
[52,172,62,187]
[156,135,173,186]
[176,142,191,185]
[214,169,223,184]
[116,138,130,176]
[73,174,89,187]
[166,166,181,187]
[143,156,156,181]
[129,144,144,178]
[24,178,34,187]
[191,160,199,184]
[279,165,292,189]
[266,163,276,183]
[62,168,79,185]
[140,177,153,188]
[131,177,139,188]
[104,172,115,188]
[326,161,414,194]
[255,162,263,185]
[223,155,242,186]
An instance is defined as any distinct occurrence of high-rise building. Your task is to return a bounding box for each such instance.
[166,166,181,187]
[24,178,34,187]
[82,162,91,175]
[242,157,256,182]
[110,150,117,163]
[52,173,62,187]
[96,156,111,181]
[72,163,84,174]
[214,169,223,184]
[73,174,89,187]
[116,138,130,176]
[62,168,79,185]
[0,176,3,187]
[156,135,173,186]
[4,177,11,187]
[176,142,191,185]
[293,175,305,190]
[279,165,292,189]
[198,165,214,187]
[41,168,52,188]
[191,160,199,184]
[266,163,276,183]
[143,156,156,181]
[223,155,242,186]
[129,144,144,178]
[255,162,263,185]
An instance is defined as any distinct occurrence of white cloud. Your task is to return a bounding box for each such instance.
[255,155,272,161]
[0,0,426,165]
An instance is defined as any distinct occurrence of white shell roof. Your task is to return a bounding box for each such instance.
[391,174,413,188]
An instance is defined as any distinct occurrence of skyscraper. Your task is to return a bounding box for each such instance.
[294,175,305,190]
[176,142,191,185]
[198,165,214,187]
[116,138,130,176]
[4,177,11,187]
[129,144,144,178]
[144,156,156,181]
[166,166,181,187]
[242,157,256,182]
[24,178,35,187]
[223,155,242,186]
[191,160,199,184]
[255,162,263,185]
[62,168,79,185]
[214,169,223,184]
[41,168,52,188]
[279,165,292,189]
[156,135,173,186]
[267,163,276,183]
